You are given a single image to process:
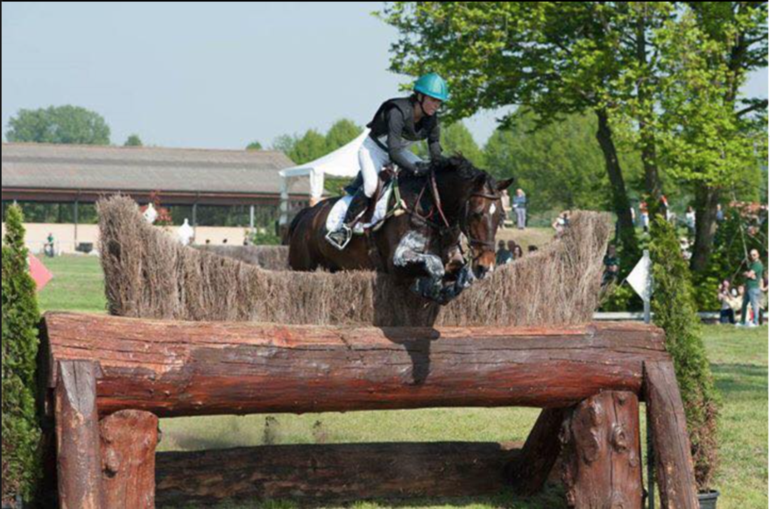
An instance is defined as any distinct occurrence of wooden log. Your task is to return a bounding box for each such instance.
[100,410,158,509]
[644,361,699,509]
[508,408,567,495]
[155,441,520,506]
[55,360,102,509]
[41,313,669,417]
[560,391,642,509]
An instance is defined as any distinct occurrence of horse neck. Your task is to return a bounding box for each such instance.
[434,172,474,222]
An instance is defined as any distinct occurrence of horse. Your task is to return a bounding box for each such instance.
[285,155,513,303]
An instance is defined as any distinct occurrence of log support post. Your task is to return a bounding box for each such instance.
[644,361,699,509]
[100,410,159,509]
[55,360,102,509]
[508,408,567,495]
[560,391,643,509]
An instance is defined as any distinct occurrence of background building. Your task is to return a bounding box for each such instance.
[1,143,310,253]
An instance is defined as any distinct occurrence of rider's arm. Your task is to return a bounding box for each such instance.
[386,109,420,174]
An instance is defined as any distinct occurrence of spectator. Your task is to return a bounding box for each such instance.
[640,201,650,234]
[500,190,512,229]
[685,206,696,235]
[495,240,513,266]
[630,205,636,226]
[602,245,620,285]
[660,194,670,222]
[738,248,764,327]
[552,211,570,237]
[44,232,56,258]
[512,244,524,260]
[528,245,539,254]
[512,189,527,230]
[715,203,725,224]
[717,280,737,324]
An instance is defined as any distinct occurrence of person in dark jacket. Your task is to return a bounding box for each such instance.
[327,73,450,250]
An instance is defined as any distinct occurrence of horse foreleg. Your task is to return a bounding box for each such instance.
[393,231,447,302]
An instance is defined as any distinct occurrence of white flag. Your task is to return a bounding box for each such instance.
[626,251,652,302]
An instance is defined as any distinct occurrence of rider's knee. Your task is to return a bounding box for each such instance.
[363,179,377,198]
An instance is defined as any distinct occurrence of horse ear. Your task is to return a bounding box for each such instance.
[496,178,515,192]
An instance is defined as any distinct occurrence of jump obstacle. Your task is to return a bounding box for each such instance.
[40,312,700,509]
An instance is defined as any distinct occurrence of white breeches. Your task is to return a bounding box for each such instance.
[358,136,422,198]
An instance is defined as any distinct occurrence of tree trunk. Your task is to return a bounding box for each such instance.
[636,11,663,207]
[595,108,639,258]
[690,183,721,273]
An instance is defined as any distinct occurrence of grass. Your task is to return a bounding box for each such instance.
[35,255,768,508]
[37,254,107,314]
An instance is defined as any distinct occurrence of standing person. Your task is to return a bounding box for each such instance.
[327,73,449,249]
[717,280,737,324]
[739,249,764,327]
[495,240,512,266]
[512,189,527,230]
[660,195,670,222]
[685,206,696,235]
[45,232,55,258]
[500,189,512,229]
[640,201,650,234]
[602,244,620,285]
[715,203,725,224]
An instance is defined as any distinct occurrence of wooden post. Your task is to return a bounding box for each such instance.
[561,391,643,509]
[644,361,699,509]
[55,360,102,509]
[508,408,567,495]
[100,410,158,509]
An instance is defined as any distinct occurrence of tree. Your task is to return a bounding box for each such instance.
[484,110,642,215]
[288,129,329,165]
[380,2,641,260]
[325,119,363,151]
[650,215,719,490]
[246,140,263,151]
[2,205,42,504]
[608,2,767,273]
[124,134,143,147]
[6,105,111,145]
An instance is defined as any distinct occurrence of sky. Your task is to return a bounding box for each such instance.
[2,2,768,151]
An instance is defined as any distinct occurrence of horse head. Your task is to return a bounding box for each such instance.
[432,156,514,279]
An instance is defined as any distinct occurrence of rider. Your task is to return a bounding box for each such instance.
[327,72,450,249]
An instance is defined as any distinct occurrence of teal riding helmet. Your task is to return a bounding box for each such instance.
[414,73,450,102]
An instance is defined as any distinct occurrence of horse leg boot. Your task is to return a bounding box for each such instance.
[327,190,370,250]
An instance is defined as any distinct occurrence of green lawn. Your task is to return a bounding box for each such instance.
[37,255,768,508]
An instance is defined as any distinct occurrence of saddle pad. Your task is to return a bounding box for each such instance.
[326,183,394,234]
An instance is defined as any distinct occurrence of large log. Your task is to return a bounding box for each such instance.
[41,313,669,417]
[560,391,643,509]
[644,361,699,509]
[55,360,102,509]
[100,410,158,509]
[155,441,520,506]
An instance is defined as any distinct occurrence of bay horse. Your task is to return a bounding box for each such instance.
[285,155,513,303]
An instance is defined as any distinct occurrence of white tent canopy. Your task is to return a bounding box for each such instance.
[278,128,370,226]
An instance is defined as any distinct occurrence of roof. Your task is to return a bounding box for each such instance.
[1,143,309,196]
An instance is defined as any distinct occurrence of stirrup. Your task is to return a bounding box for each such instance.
[326,225,353,251]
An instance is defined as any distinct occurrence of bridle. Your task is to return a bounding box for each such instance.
[406,168,503,261]
[462,189,503,254]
